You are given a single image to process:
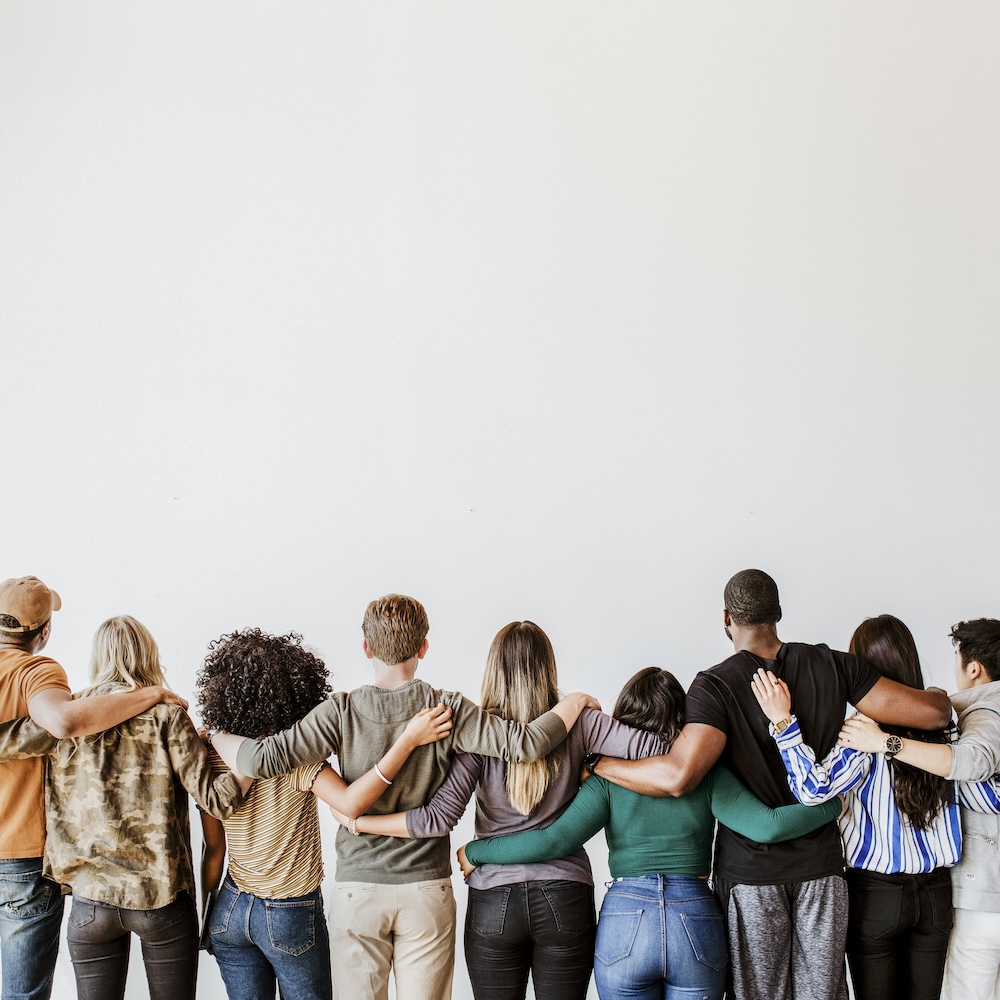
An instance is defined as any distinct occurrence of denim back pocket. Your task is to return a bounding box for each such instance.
[595,909,643,965]
[468,885,511,936]
[208,883,240,937]
[0,870,60,919]
[68,899,97,930]
[679,912,728,971]
[266,898,317,957]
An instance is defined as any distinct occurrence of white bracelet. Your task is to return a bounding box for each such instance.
[374,763,392,785]
[347,816,359,836]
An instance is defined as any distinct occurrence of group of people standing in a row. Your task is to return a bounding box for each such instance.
[0,571,998,1000]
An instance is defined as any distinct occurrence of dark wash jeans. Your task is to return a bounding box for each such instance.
[66,891,198,1000]
[464,879,596,1000]
[846,866,953,1000]
[0,857,64,1000]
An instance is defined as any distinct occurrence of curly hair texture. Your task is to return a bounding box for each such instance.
[197,629,332,739]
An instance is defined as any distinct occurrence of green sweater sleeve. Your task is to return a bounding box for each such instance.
[707,764,840,843]
[464,775,611,867]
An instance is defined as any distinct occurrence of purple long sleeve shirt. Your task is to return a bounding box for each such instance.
[406,708,666,889]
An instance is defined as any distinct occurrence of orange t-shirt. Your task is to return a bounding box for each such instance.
[0,648,70,858]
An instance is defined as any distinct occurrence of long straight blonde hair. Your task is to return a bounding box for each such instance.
[480,621,559,816]
[83,615,166,694]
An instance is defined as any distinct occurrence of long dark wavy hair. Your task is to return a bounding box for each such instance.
[850,615,951,829]
[197,629,332,739]
[612,667,686,748]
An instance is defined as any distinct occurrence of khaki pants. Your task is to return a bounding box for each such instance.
[330,877,456,1000]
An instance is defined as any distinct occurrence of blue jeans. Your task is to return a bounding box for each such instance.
[0,857,64,1000]
[208,874,332,1000]
[594,875,727,1000]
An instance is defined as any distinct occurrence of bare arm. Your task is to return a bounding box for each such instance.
[854,677,951,730]
[593,723,727,797]
[27,685,188,740]
[306,705,453,820]
[199,813,226,918]
[839,715,953,777]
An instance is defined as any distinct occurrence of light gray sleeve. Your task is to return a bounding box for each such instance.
[948,705,1000,782]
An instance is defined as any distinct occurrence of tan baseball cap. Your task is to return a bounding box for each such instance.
[0,577,62,633]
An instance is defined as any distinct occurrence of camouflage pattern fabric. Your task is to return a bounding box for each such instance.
[0,683,244,910]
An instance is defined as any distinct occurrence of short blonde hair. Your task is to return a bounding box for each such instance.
[362,595,429,665]
[87,615,166,692]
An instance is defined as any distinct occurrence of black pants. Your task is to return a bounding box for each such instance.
[66,892,198,1000]
[464,880,596,1000]
[846,867,953,1000]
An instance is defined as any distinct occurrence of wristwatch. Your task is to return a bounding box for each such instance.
[583,753,603,775]
[772,717,793,736]
[884,734,903,760]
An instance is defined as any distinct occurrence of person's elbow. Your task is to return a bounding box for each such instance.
[924,690,952,728]
[31,705,77,740]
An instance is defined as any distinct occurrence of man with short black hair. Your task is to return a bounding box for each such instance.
[594,569,952,1000]
[0,576,187,1000]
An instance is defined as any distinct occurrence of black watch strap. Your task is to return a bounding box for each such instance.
[583,752,603,775]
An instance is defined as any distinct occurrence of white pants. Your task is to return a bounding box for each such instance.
[941,907,1000,1000]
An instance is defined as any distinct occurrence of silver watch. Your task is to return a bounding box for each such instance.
[884,734,903,759]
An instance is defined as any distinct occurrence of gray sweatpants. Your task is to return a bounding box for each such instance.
[715,875,849,1000]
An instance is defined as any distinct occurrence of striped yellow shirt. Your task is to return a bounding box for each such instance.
[209,748,326,899]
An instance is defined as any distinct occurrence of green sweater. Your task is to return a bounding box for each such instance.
[465,765,840,878]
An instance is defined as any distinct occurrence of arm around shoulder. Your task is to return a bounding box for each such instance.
[855,678,951,730]
[594,723,726,797]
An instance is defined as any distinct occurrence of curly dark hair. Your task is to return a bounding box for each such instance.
[196,629,332,739]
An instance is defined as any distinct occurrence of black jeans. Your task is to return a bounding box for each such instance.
[66,892,199,1000]
[846,867,953,1000]
[464,880,596,1000]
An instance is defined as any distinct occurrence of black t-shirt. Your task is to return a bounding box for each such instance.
[685,642,880,884]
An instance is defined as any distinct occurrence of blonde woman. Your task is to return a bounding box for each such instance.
[335,621,665,1000]
[0,616,249,1000]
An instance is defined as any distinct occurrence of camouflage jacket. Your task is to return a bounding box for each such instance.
[0,685,244,910]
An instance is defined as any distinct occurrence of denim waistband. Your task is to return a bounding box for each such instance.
[607,874,712,901]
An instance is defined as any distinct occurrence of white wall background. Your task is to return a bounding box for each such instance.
[2,3,999,997]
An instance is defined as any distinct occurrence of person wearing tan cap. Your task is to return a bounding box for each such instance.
[0,576,187,1000]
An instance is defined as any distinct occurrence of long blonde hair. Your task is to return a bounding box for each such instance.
[84,615,166,694]
[480,621,559,816]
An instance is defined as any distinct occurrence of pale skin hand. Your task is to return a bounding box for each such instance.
[750,669,792,725]
[838,714,954,778]
[457,844,476,879]
[551,692,601,732]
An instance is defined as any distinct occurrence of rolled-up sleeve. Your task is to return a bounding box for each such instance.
[948,706,1000,782]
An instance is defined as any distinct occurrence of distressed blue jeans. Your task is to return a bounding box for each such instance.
[0,857,64,1000]
[594,875,727,1000]
[208,874,331,1000]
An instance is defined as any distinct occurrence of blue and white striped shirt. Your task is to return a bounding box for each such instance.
[771,717,970,873]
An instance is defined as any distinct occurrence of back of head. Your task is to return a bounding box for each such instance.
[0,575,61,649]
[724,569,782,627]
[849,614,924,689]
[612,667,686,747]
[362,594,429,665]
[850,613,948,829]
[197,629,332,739]
[88,616,165,692]
[951,619,1000,682]
[481,621,560,816]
